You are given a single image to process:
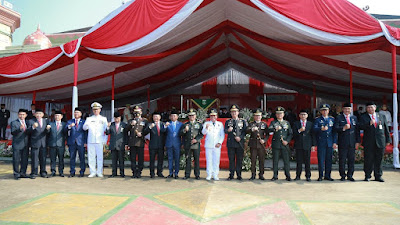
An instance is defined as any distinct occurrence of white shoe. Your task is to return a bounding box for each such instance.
[206,175,211,181]
[97,174,103,178]
[88,173,96,178]
[213,176,219,181]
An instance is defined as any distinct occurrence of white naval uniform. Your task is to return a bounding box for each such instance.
[202,120,225,178]
[83,115,108,175]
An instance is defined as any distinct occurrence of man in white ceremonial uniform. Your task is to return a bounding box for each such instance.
[83,102,108,178]
[202,108,225,181]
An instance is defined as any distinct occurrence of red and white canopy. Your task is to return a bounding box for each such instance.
[1,0,400,104]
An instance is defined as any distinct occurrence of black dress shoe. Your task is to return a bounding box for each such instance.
[182,176,189,180]
[237,176,243,181]
[375,178,385,182]
[166,175,173,178]
[249,175,256,180]
[174,175,179,179]
[60,174,65,177]
[324,177,334,181]
[227,176,234,181]
[364,177,370,182]
[195,176,200,180]
[286,177,292,181]
[259,175,265,180]
[306,178,311,182]
[121,174,125,178]
[20,174,28,178]
[294,176,300,181]
[109,175,117,178]
[50,172,56,177]
[131,175,136,178]
[271,177,278,181]
[157,174,165,178]
[14,176,20,180]
[317,177,322,181]
[340,177,345,181]
[347,177,355,182]
[69,174,75,178]
[41,174,49,178]
[150,175,155,178]
[30,175,36,179]
[79,174,84,177]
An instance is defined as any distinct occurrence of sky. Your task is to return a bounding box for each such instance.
[4,0,400,46]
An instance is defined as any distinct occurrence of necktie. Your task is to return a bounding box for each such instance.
[156,123,160,136]
[372,115,377,128]
[302,121,305,128]
[213,122,215,126]
[75,119,79,128]
[57,122,60,131]
[346,115,351,126]
[116,123,119,133]
[173,122,176,131]
[39,119,42,128]
[22,120,26,131]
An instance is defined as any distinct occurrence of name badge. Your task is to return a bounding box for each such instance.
[194,124,199,129]
[140,122,145,126]
[329,120,333,127]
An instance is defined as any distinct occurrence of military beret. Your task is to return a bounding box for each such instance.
[230,104,240,111]
[209,108,218,116]
[188,108,196,116]
[114,112,121,118]
[275,106,285,113]
[342,102,352,108]
[319,104,330,110]
[253,108,263,116]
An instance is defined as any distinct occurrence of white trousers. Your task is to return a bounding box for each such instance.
[87,143,103,175]
[205,147,221,177]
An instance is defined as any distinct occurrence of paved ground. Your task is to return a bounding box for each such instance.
[0,161,399,225]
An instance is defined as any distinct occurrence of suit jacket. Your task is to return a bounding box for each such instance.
[27,110,35,121]
[268,120,293,150]
[0,109,10,125]
[106,122,127,151]
[224,118,247,148]
[246,121,268,149]
[48,121,67,148]
[180,120,203,150]
[65,118,87,146]
[293,120,315,150]
[334,114,361,149]
[202,121,225,149]
[11,119,29,150]
[359,113,391,149]
[125,117,149,147]
[27,118,49,148]
[145,121,166,149]
[313,116,337,148]
[165,121,183,148]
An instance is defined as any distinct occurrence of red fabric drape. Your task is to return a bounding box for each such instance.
[202,77,217,96]
[249,78,264,96]
[82,0,189,49]
[258,0,382,36]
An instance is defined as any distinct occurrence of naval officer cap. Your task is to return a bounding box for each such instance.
[319,104,330,110]
[253,108,263,116]
[209,108,218,116]
[91,102,102,109]
[275,106,285,113]
[187,108,197,116]
[230,104,240,112]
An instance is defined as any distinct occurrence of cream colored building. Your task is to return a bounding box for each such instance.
[0,4,20,50]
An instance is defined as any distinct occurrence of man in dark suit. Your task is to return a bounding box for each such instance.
[145,112,167,178]
[225,104,248,180]
[125,105,149,178]
[65,107,87,177]
[246,109,268,180]
[26,109,49,178]
[106,112,127,178]
[293,109,315,181]
[180,109,203,180]
[334,103,361,181]
[359,102,391,182]
[0,104,10,140]
[47,111,67,177]
[165,111,183,179]
[26,104,36,121]
[11,109,29,180]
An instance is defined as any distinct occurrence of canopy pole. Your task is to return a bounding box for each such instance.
[72,54,79,118]
[147,87,150,109]
[263,93,267,112]
[187,99,189,111]
[111,72,115,122]
[313,83,317,118]
[32,91,36,104]
[261,99,264,111]
[349,65,353,115]
[391,45,399,168]
[180,95,183,113]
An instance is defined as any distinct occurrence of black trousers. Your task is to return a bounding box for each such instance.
[50,147,65,174]
[111,149,125,176]
[185,148,200,178]
[272,147,291,178]
[338,146,355,178]
[364,143,384,179]
[0,124,6,139]
[130,146,144,175]
[250,147,265,175]
[295,148,311,178]
[228,147,244,177]
[31,146,47,176]
[12,147,28,177]
[149,148,164,176]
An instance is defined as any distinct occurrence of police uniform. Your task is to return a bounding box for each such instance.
[124,105,149,178]
[268,107,293,181]
[180,109,204,179]
[83,102,108,177]
[313,104,337,181]
[202,109,225,180]
[246,109,268,180]
[224,105,247,180]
